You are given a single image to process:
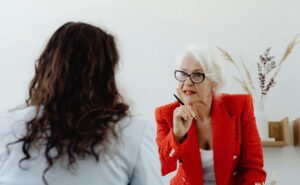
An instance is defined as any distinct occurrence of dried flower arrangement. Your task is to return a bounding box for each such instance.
[218,34,299,104]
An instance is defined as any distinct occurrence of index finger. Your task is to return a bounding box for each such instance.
[191,103,200,119]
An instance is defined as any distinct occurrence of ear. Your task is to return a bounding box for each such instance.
[211,82,218,95]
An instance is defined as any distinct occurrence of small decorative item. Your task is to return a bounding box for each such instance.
[254,100,269,140]
[218,35,299,140]
[293,117,300,146]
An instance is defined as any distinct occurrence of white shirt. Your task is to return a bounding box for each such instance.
[0,106,163,185]
[200,149,216,185]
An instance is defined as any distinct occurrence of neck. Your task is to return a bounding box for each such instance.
[194,94,213,121]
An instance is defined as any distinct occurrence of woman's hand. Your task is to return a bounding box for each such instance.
[173,105,196,142]
[172,88,196,143]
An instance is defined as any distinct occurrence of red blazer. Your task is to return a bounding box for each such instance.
[155,94,266,185]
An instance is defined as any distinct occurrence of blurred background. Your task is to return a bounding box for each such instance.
[0,0,299,184]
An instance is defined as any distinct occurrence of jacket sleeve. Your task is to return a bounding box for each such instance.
[238,95,267,184]
[155,107,188,176]
[130,123,164,185]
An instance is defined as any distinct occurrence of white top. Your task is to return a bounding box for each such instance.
[200,149,216,185]
[0,106,163,185]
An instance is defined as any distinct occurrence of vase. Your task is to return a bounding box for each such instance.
[254,102,269,140]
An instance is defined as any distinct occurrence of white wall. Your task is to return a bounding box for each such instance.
[0,0,300,184]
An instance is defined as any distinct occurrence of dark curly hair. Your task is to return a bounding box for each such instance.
[9,22,129,184]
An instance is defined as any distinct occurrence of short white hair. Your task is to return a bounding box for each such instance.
[176,44,226,95]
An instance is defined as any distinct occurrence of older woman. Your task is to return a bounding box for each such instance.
[155,45,266,185]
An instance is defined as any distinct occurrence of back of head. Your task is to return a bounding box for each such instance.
[29,22,122,109]
[12,22,129,184]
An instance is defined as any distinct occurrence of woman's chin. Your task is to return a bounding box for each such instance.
[183,97,197,104]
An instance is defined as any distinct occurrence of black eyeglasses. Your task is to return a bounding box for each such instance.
[174,70,213,84]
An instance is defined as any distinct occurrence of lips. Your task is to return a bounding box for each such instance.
[183,90,196,96]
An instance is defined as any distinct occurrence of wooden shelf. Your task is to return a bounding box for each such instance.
[262,117,290,147]
[293,118,300,147]
[262,141,288,147]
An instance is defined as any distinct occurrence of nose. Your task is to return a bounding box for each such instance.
[184,76,194,86]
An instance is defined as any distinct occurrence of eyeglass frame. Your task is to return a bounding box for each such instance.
[174,70,214,84]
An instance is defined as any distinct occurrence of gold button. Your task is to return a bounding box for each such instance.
[233,155,237,160]
[233,171,237,176]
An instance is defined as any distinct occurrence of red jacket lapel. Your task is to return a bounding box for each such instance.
[212,96,237,185]
[180,96,237,185]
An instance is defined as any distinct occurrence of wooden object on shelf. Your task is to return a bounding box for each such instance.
[262,117,289,147]
[293,117,300,147]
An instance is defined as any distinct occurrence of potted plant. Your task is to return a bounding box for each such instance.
[218,35,299,140]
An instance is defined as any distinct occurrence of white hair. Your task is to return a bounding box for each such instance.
[175,44,226,95]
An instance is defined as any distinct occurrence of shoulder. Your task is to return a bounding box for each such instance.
[0,106,36,159]
[115,115,156,162]
[119,116,147,137]
[0,106,36,145]
[221,93,252,102]
[219,93,253,115]
[155,101,179,119]
[117,115,153,150]
[0,112,15,137]
[221,93,252,107]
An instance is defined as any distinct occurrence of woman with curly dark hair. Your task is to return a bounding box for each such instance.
[0,22,163,185]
